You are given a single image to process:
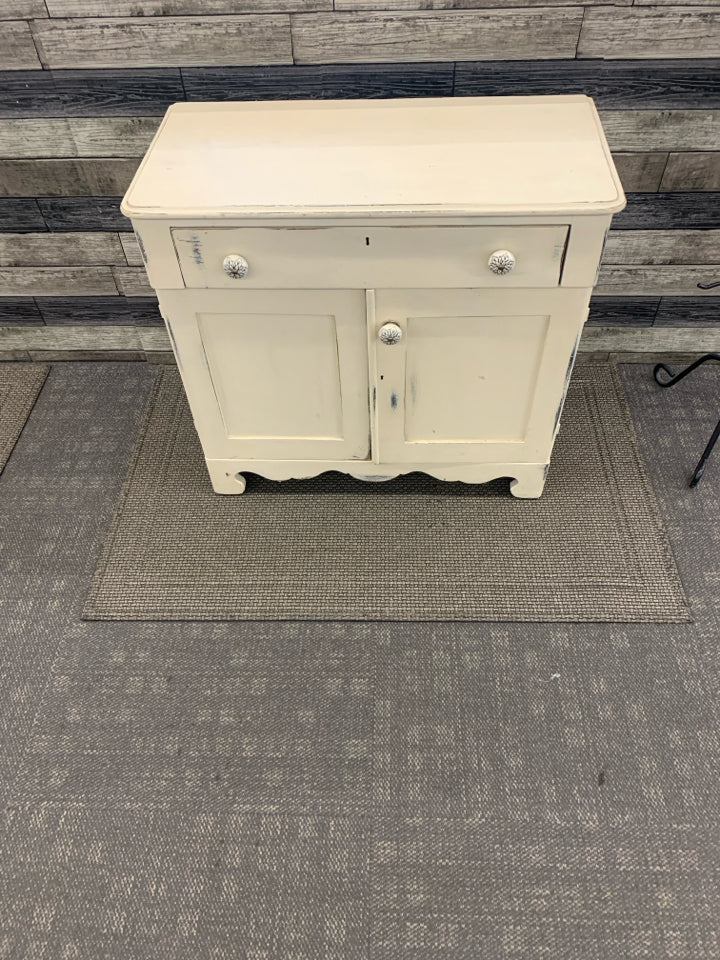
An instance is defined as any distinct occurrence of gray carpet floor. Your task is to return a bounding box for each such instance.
[0,360,718,959]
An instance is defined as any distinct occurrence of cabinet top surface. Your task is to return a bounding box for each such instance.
[122,96,626,220]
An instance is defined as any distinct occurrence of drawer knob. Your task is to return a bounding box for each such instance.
[488,250,516,275]
[223,254,249,279]
[378,322,403,345]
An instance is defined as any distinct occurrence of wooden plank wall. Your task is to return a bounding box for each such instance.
[0,5,718,356]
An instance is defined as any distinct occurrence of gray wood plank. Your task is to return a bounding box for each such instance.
[596,264,720,296]
[0,69,185,118]
[612,153,667,191]
[604,230,720,264]
[336,0,624,6]
[37,295,162,325]
[291,9,584,63]
[0,297,43,324]
[0,199,46,232]
[112,267,153,297]
[38,197,128,231]
[587,296,659,325]
[599,110,720,151]
[0,232,125,266]
[578,7,720,59]
[182,62,453,101]
[655,297,720,325]
[455,59,720,109]
[0,0,47,17]
[661,152,720,190]
[47,0,329,12]
[69,117,161,157]
[0,159,138,197]
[0,266,118,296]
[0,119,75,159]
[0,324,142,351]
[31,16,293,69]
[1,21,43,70]
[613,192,720,229]
[581,325,720,352]
[120,234,143,266]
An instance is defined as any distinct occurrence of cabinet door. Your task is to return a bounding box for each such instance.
[158,288,370,461]
[371,288,589,464]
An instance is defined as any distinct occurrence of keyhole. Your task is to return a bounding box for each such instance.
[365,237,370,245]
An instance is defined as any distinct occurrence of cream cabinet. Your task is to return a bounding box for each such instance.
[122,96,625,497]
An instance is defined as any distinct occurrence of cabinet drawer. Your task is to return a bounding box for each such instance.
[171,225,569,290]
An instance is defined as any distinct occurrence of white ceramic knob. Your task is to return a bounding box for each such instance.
[488,250,516,276]
[223,254,249,279]
[378,322,403,345]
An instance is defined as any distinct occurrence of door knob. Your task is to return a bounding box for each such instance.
[223,254,249,279]
[378,322,403,345]
[488,250,516,275]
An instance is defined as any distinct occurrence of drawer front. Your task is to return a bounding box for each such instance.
[172,225,569,290]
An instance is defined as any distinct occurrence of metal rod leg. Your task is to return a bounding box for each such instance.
[691,418,720,487]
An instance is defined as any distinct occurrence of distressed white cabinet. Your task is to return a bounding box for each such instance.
[122,96,625,497]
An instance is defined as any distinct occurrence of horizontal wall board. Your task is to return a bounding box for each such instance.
[455,59,720,108]
[581,325,720,352]
[0,69,184,118]
[0,119,75,159]
[0,266,118,296]
[334,0,627,7]
[1,21,42,70]
[68,117,161,157]
[0,198,46,232]
[655,297,720,325]
[3,323,718,357]
[578,7,720,60]
[182,62,454,100]
[37,295,162,325]
[31,16,294,69]
[661,152,720,190]
[599,110,720,151]
[0,232,125,266]
[0,297,43,324]
[38,197,128,231]
[291,10,584,63]
[0,159,138,197]
[120,234,143,266]
[0,0,47,17]
[112,267,153,297]
[612,153,667,192]
[47,0,331,12]
[596,264,720,296]
[613,192,720,229]
[603,229,720,264]
[587,296,658,325]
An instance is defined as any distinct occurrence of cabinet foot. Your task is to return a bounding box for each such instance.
[210,468,247,494]
[509,465,548,499]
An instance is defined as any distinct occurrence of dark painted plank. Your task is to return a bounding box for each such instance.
[654,297,720,326]
[0,198,46,233]
[0,160,138,197]
[587,296,659,325]
[182,62,454,100]
[613,193,720,230]
[0,297,43,324]
[38,197,129,232]
[38,295,162,325]
[455,59,720,108]
[0,69,184,119]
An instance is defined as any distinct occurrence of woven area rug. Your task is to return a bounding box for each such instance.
[0,363,49,473]
[83,360,689,622]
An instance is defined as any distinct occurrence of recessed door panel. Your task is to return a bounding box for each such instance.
[158,288,370,462]
[373,288,588,464]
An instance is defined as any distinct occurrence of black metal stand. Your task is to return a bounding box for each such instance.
[653,353,720,487]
